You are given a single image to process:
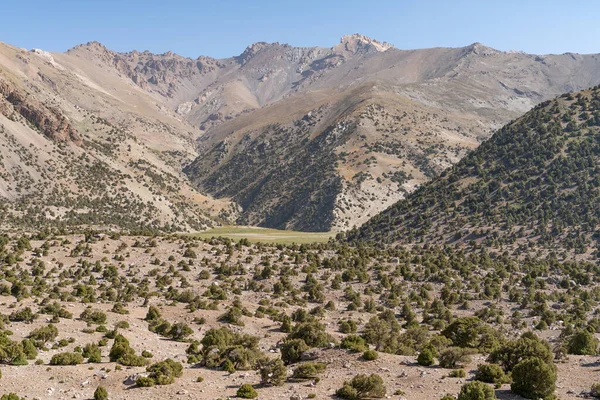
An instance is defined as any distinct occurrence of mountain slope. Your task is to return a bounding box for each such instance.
[4,36,600,233]
[349,86,600,256]
[176,39,600,231]
[0,42,233,232]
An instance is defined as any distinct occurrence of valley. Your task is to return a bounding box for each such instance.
[1,26,600,400]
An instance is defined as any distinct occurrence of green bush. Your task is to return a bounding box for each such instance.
[236,384,258,399]
[457,381,496,400]
[50,352,84,365]
[0,334,27,365]
[83,343,102,363]
[339,319,358,334]
[448,369,466,378]
[258,358,287,386]
[336,374,386,399]
[21,339,37,360]
[287,321,332,348]
[292,362,326,380]
[568,330,599,355]
[145,306,161,321]
[510,357,556,400]
[198,327,262,370]
[28,324,58,346]
[9,307,37,323]
[108,334,147,366]
[591,383,600,398]
[80,309,107,325]
[135,376,155,387]
[166,322,193,341]
[488,333,553,372]
[93,386,108,400]
[340,335,366,353]
[281,339,309,364]
[146,358,183,385]
[218,307,245,326]
[442,317,483,348]
[417,348,435,366]
[0,394,24,400]
[474,363,507,384]
[362,349,378,361]
[439,347,472,369]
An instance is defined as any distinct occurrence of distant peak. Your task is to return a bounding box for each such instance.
[463,42,499,56]
[338,34,393,53]
[236,41,283,64]
[67,41,111,54]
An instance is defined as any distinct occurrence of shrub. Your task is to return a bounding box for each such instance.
[258,358,287,386]
[28,324,58,346]
[488,333,552,373]
[142,350,153,358]
[281,339,309,364]
[474,363,507,384]
[198,327,262,370]
[457,381,496,400]
[362,349,378,361]
[167,322,193,341]
[135,376,155,387]
[448,369,466,378]
[442,317,483,348]
[118,353,148,367]
[510,357,556,400]
[108,334,147,366]
[568,330,599,355]
[336,374,386,399]
[292,362,326,380]
[287,321,332,348]
[80,309,107,325]
[108,335,132,362]
[236,384,258,399]
[145,306,161,321]
[50,352,84,365]
[0,395,24,400]
[83,343,101,363]
[9,307,37,323]
[114,321,130,329]
[340,335,367,353]
[21,339,37,360]
[218,307,244,326]
[591,383,600,398]
[280,315,293,333]
[417,348,435,366]
[146,358,183,385]
[93,386,108,400]
[439,347,473,369]
[339,319,358,334]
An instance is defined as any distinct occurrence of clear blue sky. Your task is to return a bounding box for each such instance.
[1,0,598,58]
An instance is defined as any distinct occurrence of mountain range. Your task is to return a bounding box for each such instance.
[2,34,600,232]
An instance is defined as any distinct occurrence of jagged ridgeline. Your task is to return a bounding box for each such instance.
[350,86,600,254]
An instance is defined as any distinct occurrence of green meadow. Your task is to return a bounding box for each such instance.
[190,226,335,244]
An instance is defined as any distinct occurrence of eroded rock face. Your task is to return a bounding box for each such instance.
[0,77,81,144]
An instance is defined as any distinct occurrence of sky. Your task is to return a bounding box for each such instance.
[0,0,598,59]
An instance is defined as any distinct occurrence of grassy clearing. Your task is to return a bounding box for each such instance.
[190,226,335,244]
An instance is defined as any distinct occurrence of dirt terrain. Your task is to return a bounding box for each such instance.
[0,233,596,399]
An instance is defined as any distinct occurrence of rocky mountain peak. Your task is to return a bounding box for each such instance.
[337,34,393,54]
[67,41,111,54]
[463,42,499,56]
[236,42,283,64]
